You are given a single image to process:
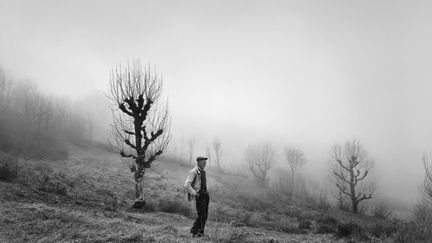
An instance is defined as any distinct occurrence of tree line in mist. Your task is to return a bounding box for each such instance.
[170,133,432,219]
[0,67,93,159]
[171,138,377,214]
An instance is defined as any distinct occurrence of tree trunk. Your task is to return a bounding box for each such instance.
[352,201,358,213]
[338,190,344,210]
[134,168,146,201]
[349,168,357,213]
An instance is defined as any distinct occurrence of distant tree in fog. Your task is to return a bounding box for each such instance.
[0,68,88,158]
[284,146,307,197]
[188,137,195,165]
[180,137,185,160]
[206,146,211,165]
[330,139,374,213]
[213,137,222,171]
[29,92,53,151]
[245,142,274,188]
[109,61,170,208]
[423,154,432,204]
[0,69,13,112]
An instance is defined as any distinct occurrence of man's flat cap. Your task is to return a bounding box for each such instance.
[196,156,208,161]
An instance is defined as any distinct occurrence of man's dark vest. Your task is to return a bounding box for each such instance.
[198,168,207,193]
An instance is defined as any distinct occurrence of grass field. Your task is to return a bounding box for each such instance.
[0,144,400,242]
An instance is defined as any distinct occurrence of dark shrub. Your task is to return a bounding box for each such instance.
[0,152,18,181]
[370,224,386,238]
[336,222,362,238]
[370,224,397,238]
[316,216,338,234]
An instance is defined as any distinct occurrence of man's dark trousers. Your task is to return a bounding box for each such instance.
[190,192,209,235]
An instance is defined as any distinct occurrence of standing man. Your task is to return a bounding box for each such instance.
[184,156,209,237]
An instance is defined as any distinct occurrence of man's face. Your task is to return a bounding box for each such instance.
[197,160,207,169]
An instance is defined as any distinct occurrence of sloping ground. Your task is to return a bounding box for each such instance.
[0,181,341,242]
[0,144,394,242]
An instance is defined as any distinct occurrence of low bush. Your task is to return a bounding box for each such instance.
[370,224,397,239]
[315,216,338,234]
[336,222,362,238]
[0,152,18,181]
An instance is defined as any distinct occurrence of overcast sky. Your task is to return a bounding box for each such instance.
[1,0,432,202]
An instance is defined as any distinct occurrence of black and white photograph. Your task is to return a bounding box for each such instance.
[1,1,432,242]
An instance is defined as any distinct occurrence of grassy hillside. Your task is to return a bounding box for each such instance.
[0,144,400,242]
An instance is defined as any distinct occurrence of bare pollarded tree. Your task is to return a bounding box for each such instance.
[423,154,432,204]
[330,139,375,213]
[284,146,307,197]
[109,60,170,207]
[213,137,222,171]
[245,142,275,188]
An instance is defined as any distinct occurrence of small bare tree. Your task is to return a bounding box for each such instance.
[109,61,170,207]
[213,137,222,171]
[245,142,274,188]
[423,154,432,204]
[330,139,374,213]
[284,146,307,197]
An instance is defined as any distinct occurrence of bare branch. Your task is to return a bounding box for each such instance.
[334,171,351,184]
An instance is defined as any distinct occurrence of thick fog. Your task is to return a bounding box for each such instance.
[1,0,432,205]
